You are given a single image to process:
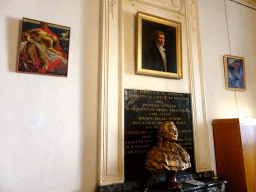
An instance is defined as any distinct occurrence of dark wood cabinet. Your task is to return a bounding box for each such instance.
[212,118,256,192]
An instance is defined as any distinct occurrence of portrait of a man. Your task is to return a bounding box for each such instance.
[136,12,182,79]
[143,30,177,73]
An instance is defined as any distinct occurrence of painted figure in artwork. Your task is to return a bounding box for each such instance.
[25,27,62,69]
[227,59,244,88]
[18,19,69,76]
[142,30,177,73]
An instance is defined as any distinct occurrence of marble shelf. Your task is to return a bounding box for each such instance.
[97,171,227,192]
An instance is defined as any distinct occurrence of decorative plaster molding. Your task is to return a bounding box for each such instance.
[185,0,211,172]
[186,0,197,32]
[110,0,116,19]
[99,0,124,185]
[231,0,256,9]
[129,0,186,15]
[99,0,212,186]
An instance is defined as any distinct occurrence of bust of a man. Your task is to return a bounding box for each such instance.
[145,121,191,189]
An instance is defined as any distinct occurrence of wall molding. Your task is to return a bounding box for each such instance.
[185,0,211,172]
[99,0,211,186]
[109,0,117,19]
[99,0,124,185]
[129,0,186,15]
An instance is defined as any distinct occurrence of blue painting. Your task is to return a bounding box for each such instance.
[224,55,246,91]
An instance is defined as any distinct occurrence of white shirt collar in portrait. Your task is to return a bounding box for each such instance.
[156,43,167,72]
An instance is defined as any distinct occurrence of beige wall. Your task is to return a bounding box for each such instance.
[0,0,255,191]
[198,0,256,172]
[122,0,256,178]
[100,0,256,186]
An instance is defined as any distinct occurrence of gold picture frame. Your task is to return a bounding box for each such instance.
[136,12,182,79]
[223,55,246,91]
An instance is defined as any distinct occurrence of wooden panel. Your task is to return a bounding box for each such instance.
[212,119,247,192]
[240,121,256,192]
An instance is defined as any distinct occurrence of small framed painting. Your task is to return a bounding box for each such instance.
[136,12,182,79]
[223,55,246,91]
[17,18,70,77]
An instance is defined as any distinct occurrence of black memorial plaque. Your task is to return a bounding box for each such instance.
[124,89,195,181]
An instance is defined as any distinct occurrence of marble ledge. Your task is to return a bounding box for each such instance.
[97,171,227,192]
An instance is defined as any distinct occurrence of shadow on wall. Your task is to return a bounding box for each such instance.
[80,1,101,192]
[7,17,20,72]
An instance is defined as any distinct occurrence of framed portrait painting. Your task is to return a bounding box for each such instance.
[17,18,70,77]
[223,55,246,91]
[136,12,182,79]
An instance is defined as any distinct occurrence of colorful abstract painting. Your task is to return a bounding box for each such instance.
[17,18,70,76]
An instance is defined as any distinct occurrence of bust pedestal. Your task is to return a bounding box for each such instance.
[97,171,227,192]
[167,171,182,190]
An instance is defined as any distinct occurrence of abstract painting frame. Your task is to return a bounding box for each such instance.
[224,55,246,91]
[17,18,70,77]
[136,12,182,79]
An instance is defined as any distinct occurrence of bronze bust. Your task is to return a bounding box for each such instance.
[145,121,191,189]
